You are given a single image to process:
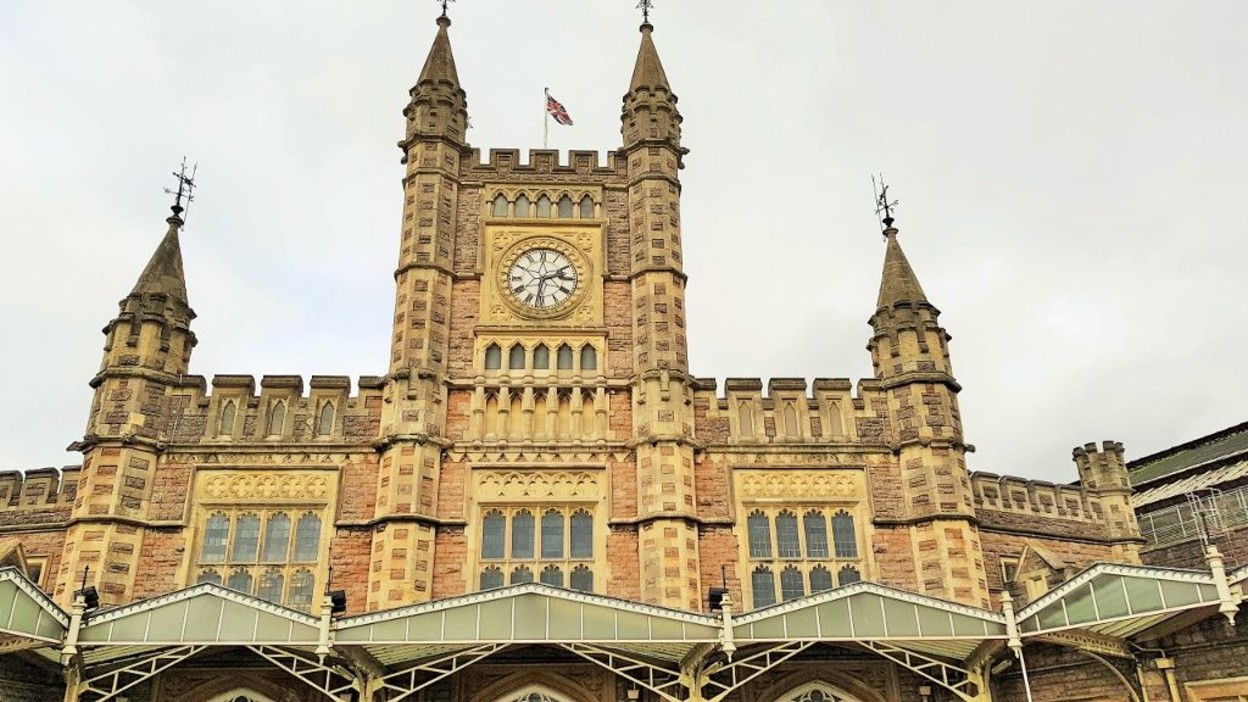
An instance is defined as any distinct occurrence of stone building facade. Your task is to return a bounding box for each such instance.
[0,12,1243,702]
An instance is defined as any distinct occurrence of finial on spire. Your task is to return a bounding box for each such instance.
[637,0,654,25]
[164,157,198,221]
[437,0,454,21]
[872,173,899,233]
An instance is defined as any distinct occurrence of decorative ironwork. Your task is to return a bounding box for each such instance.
[247,645,358,701]
[375,644,507,702]
[79,645,206,702]
[859,641,979,702]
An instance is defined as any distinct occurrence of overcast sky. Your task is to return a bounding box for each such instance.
[1,1,1244,482]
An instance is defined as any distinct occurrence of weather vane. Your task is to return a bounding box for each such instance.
[437,0,454,18]
[164,157,198,220]
[637,0,654,23]
[872,174,898,232]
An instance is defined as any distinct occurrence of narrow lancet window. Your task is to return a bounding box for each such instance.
[832,511,858,558]
[752,566,776,608]
[580,345,597,371]
[747,511,772,558]
[509,344,526,370]
[492,194,509,217]
[515,194,531,217]
[316,402,334,437]
[536,194,552,218]
[557,344,574,370]
[267,402,286,436]
[485,343,502,370]
[533,344,550,369]
[218,400,237,437]
[557,195,575,218]
[579,195,594,219]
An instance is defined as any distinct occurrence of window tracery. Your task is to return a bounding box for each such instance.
[486,192,598,219]
[745,507,864,609]
[193,508,324,610]
[478,505,596,592]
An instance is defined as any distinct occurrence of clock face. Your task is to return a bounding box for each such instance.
[507,248,580,309]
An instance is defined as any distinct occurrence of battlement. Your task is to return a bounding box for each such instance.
[160,373,387,445]
[464,148,623,178]
[690,377,888,445]
[0,466,80,526]
[1073,440,1131,492]
[971,471,1097,523]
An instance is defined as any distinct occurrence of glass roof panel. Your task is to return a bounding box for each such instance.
[479,599,513,640]
[183,596,226,642]
[1037,602,1067,630]
[548,599,582,640]
[749,613,787,639]
[444,605,479,640]
[408,612,442,641]
[882,599,921,637]
[1197,584,1219,602]
[848,594,886,637]
[1063,584,1097,625]
[513,595,548,640]
[110,611,149,642]
[950,613,988,637]
[650,617,686,641]
[218,602,260,642]
[916,606,952,637]
[1092,576,1130,619]
[783,608,820,638]
[255,611,293,641]
[815,598,852,637]
[582,603,615,638]
[1123,577,1164,613]
[146,601,189,641]
[1159,581,1200,608]
[616,610,650,640]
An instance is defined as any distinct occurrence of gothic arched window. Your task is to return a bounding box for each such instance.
[201,513,230,563]
[492,194,509,217]
[838,565,861,586]
[480,566,504,590]
[783,403,800,437]
[533,344,550,369]
[780,565,805,601]
[570,510,593,558]
[809,565,833,593]
[509,344,526,370]
[511,566,534,585]
[257,568,284,603]
[289,569,315,611]
[747,511,772,558]
[775,510,800,558]
[293,514,321,562]
[231,514,260,563]
[196,569,222,586]
[557,344,574,370]
[557,194,575,218]
[541,510,564,559]
[751,566,776,609]
[738,402,754,437]
[482,510,505,559]
[262,513,291,562]
[803,510,829,559]
[540,565,563,587]
[570,565,593,592]
[226,569,253,594]
[832,511,858,558]
[579,345,597,371]
[511,510,535,559]
[485,343,502,370]
[579,195,594,219]
[536,194,552,218]
[514,194,531,218]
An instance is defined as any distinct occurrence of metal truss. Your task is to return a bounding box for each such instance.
[697,640,815,702]
[374,643,507,702]
[560,643,687,702]
[79,645,205,702]
[247,645,359,702]
[860,641,980,702]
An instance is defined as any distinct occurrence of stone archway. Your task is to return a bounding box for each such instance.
[490,684,580,702]
[204,691,278,702]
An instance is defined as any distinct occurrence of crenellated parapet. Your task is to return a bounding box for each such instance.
[463,149,623,181]
[0,467,80,526]
[156,373,386,446]
[691,377,892,446]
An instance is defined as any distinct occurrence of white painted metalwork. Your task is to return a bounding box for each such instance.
[696,640,815,702]
[859,641,979,702]
[78,644,205,702]
[559,642,686,702]
[246,645,357,702]
[375,643,507,702]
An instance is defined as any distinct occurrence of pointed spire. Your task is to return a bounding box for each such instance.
[630,22,671,92]
[418,15,460,87]
[876,227,929,309]
[130,212,189,304]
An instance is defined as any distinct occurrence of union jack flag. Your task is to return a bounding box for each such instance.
[546,90,574,126]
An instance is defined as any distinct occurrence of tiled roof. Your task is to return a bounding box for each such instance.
[1129,422,1248,487]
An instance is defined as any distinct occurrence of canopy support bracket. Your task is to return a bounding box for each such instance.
[247,644,358,702]
[79,644,205,702]
[697,640,815,702]
[859,641,981,702]
[375,643,507,702]
[560,642,687,702]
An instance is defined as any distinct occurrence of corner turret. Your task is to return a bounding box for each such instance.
[1074,441,1141,551]
[867,225,953,384]
[401,14,468,147]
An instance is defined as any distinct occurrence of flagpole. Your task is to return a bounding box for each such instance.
[543,87,550,149]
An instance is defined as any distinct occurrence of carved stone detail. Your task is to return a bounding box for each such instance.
[739,471,861,500]
[202,471,331,501]
[477,470,601,500]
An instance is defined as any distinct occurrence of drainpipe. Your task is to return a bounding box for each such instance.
[1204,544,1242,624]
[1001,592,1035,702]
